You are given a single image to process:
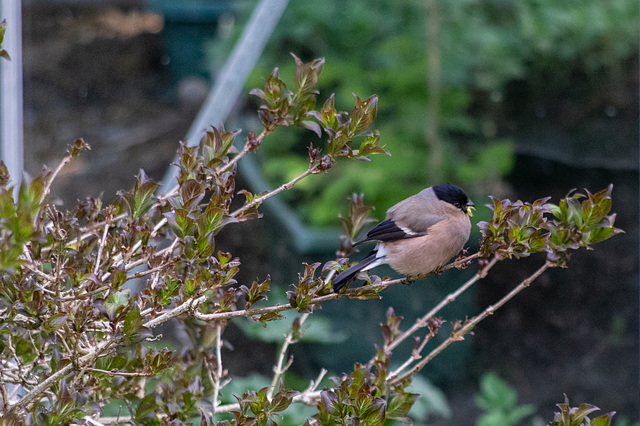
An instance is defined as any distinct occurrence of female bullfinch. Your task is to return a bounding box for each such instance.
[332,183,474,292]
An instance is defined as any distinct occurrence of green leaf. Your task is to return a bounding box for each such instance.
[185,278,196,296]
[387,393,420,419]
[357,131,389,158]
[123,309,152,344]
[180,179,205,211]
[477,372,517,411]
[42,314,68,334]
[164,208,194,238]
[354,287,381,300]
[592,412,615,426]
[110,265,127,289]
[0,20,6,45]
[104,289,130,321]
[135,393,157,421]
[0,20,10,61]
[292,53,324,96]
[349,94,378,134]
[269,382,300,412]
[257,311,285,326]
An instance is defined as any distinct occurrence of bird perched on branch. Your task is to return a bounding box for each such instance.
[332,184,474,292]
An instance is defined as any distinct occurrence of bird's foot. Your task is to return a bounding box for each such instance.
[404,271,435,283]
[454,248,473,269]
[402,275,416,285]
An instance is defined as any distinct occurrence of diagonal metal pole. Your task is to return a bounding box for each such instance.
[160,0,289,194]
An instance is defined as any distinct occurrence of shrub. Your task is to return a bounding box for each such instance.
[0,57,622,425]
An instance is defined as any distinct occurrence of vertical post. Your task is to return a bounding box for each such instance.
[0,0,24,191]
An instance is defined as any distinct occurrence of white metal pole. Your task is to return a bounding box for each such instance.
[0,0,23,192]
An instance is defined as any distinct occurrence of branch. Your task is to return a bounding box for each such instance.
[388,261,554,386]
[192,253,483,324]
[41,153,73,206]
[267,312,309,399]
[212,322,225,411]
[218,129,269,174]
[143,294,209,329]
[86,368,154,378]
[231,169,313,219]
[385,255,497,355]
[8,336,117,415]
[93,221,111,276]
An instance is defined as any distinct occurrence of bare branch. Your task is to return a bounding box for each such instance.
[267,312,309,399]
[385,255,498,355]
[388,261,553,386]
[41,153,73,206]
[212,322,225,411]
[86,368,154,378]
[8,337,117,415]
[93,221,111,276]
[231,169,312,219]
[218,129,268,174]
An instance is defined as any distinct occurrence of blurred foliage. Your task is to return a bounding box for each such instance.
[476,372,536,426]
[475,374,627,426]
[212,0,639,227]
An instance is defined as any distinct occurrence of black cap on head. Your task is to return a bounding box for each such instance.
[432,183,472,210]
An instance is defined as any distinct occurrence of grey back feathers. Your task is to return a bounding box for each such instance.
[386,187,449,234]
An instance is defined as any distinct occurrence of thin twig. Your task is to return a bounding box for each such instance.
[86,368,154,378]
[385,256,497,355]
[93,222,111,276]
[144,295,209,329]
[212,322,225,411]
[231,169,313,218]
[41,153,73,206]
[386,329,434,382]
[7,336,117,415]
[211,389,324,415]
[300,368,327,404]
[267,313,309,399]
[83,416,106,426]
[125,216,168,260]
[219,129,269,175]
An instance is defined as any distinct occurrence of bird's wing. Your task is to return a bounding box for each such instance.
[356,214,443,245]
[360,219,423,242]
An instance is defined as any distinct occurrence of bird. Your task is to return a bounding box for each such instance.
[332,183,474,292]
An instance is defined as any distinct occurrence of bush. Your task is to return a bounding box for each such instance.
[0,57,622,425]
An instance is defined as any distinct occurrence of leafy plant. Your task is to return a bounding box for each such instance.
[0,56,623,425]
[551,395,615,426]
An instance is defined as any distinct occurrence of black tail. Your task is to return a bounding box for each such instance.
[332,251,379,292]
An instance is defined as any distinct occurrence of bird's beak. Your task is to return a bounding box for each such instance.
[465,201,475,217]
